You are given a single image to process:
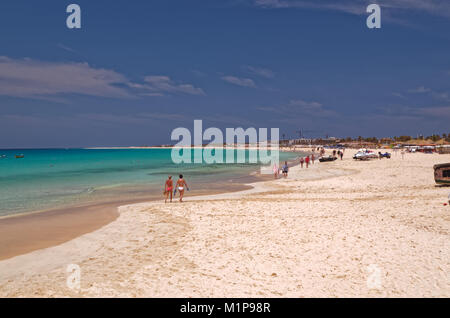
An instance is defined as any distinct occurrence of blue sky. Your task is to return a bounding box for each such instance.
[0,0,449,148]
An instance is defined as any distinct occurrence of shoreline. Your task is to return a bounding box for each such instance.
[0,153,304,261]
[0,183,254,261]
[0,150,449,297]
[0,148,302,220]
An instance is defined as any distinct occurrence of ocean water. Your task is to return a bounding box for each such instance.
[0,148,298,217]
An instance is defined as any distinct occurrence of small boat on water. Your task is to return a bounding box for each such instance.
[15,154,25,159]
[434,163,450,185]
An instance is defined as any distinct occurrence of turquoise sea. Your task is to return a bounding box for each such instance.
[0,148,298,217]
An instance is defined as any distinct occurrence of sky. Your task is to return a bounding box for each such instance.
[0,0,449,148]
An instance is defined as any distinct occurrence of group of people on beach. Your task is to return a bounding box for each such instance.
[316,147,345,160]
[332,149,344,160]
[164,175,188,203]
[299,154,314,168]
[273,147,347,179]
[273,153,316,179]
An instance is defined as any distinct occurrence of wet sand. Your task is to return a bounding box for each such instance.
[0,179,258,261]
[1,200,123,261]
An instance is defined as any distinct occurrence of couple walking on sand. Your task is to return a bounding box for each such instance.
[273,161,289,179]
[164,175,189,203]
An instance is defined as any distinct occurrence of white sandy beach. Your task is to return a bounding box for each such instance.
[0,150,449,297]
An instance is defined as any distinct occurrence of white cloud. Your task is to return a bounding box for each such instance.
[406,86,450,102]
[257,98,335,117]
[0,56,132,99]
[57,43,77,54]
[0,56,206,100]
[254,0,361,14]
[142,76,205,96]
[431,91,450,102]
[221,75,257,88]
[417,106,450,118]
[243,65,275,78]
[286,99,336,116]
[191,69,207,77]
[379,104,450,119]
[252,0,450,18]
[408,86,431,93]
[288,99,322,109]
[392,92,406,99]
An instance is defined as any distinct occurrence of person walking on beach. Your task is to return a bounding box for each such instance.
[311,154,315,164]
[176,174,189,202]
[273,163,279,179]
[282,161,289,178]
[164,176,173,203]
[305,155,310,168]
[300,157,304,168]
[340,151,344,160]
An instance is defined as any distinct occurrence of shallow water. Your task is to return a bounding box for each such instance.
[0,148,299,216]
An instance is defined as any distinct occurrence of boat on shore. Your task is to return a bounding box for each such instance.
[319,156,337,163]
[353,149,378,160]
[434,163,450,185]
